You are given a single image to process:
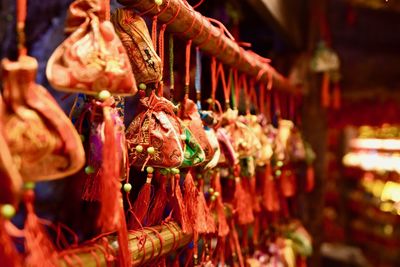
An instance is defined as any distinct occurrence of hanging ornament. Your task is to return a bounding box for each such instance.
[310,41,341,108]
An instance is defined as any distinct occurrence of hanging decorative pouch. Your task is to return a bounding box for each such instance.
[112,8,162,85]
[244,80,272,166]
[275,119,294,161]
[224,73,261,159]
[224,108,260,159]
[0,119,22,206]
[183,99,215,159]
[217,127,237,165]
[285,221,313,258]
[0,56,85,181]
[46,0,137,95]
[126,91,184,169]
[288,127,306,162]
[78,98,127,201]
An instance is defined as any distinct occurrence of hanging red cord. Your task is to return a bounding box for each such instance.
[16,0,27,56]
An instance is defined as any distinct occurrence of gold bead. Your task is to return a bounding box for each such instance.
[147,146,155,155]
[136,145,144,153]
[98,90,111,100]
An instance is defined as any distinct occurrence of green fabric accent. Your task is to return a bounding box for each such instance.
[180,126,205,168]
[286,231,313,257]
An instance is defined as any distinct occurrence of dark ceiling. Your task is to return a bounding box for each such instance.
[328,0,400,97]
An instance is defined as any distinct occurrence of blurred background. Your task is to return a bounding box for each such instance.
[1,0,400,266]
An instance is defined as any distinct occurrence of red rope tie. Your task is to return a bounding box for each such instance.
[259,83,265,116]
[16,0,27,55]
[267,70,273,91]
[164,1,181,25]
[191,13,204,40]
[210,57,217,104]
[192,0,205,9]
[70,252,84,267]
[143,227,165,261]
[184,40,192,89]
[136,3,156,16]
[62,254,74,267]
[162,221,178,251]
[152,16,158,50]
[208,17,235,40]
[256,68,267,82]
[155,0,170,17]
[180,9,197,36]
[197,28,212,49]
[90,250,101,266]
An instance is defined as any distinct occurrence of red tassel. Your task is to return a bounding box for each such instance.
[321,72,330,108]
[213,171,229,237]
[333,82,341,109]
[262,164,280,212]
[248,176,261,213]
[147,173,168,225]
[192,232,199,266]
[306,166,315,192]
[253,216,260,249]
[129,174,152,229]
[98,106,130,266]
[23,189,58,267]
[184,171,216,235]
[172,251,180,267]
[233,165,254,225]
[280,170,296,198]
[230,219,245,267]
[183,172,198,231]
[216,237,226,266]
[0,217,21,267]
[151,258,167,267]
[297,256,307,267]
[197,179,216,234]
[233,178,254,225]
[172,173,192,233]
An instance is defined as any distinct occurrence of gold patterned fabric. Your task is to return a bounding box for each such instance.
[46,0,137,96]
[1,56,85,181]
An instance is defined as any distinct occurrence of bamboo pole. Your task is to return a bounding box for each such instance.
[118,0,299,94]
[57,222,192,266]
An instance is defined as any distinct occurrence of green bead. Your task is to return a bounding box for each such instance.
[147,146,155,155]
[139,83,147,90]
[85,165,95,174]
[146,166,154,173]
[275,170,282,176]
[136,145,144,153]
[208,188,215,194]
[123,183,132,192]
[210,195,216,202]
[98,90,111,100]
[171,168,180,174]
[80,134,85,142]
[1,204,15,219]
[214,191,220,197]
[24,181,35,190]
[196,174,202,179]
[154,0,163,6]
[277,161,283,167]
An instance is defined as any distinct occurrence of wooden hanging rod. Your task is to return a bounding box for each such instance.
[57,222,192,266]
[118,0,299,94]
